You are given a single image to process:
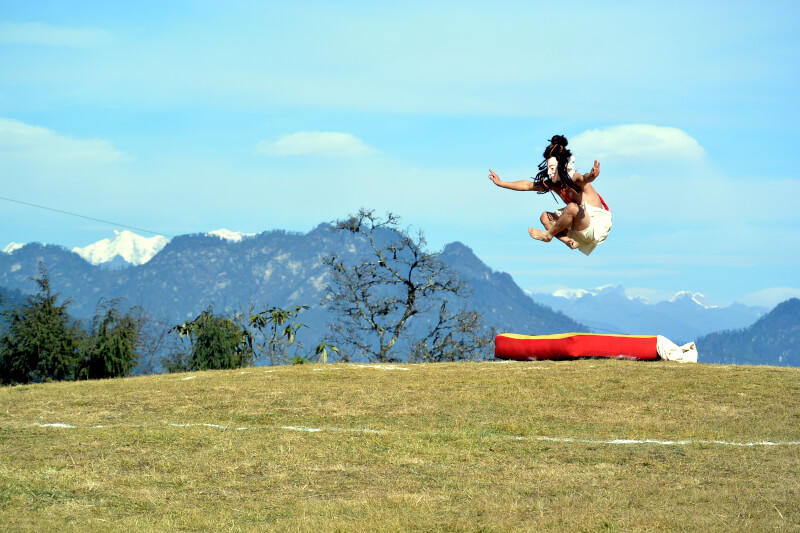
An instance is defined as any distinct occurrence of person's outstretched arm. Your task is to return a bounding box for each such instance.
[572,160,600,185]
[488,169,543,191]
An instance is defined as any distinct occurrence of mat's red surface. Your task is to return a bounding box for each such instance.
[495,333,659,361]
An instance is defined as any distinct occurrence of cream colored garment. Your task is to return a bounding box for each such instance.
[656,336,698,363]
[553,202,613,256]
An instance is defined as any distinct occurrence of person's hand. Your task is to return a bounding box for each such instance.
[488,169,502,186]
[589,160,600,179]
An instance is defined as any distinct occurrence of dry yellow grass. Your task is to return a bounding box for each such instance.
[1,360,799,531]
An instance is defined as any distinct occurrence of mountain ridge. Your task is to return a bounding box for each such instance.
[0,225,584,361]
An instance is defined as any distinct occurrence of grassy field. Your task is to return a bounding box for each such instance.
[1,360,799,532]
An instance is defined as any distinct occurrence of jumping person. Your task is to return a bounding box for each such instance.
[487,135,612,256]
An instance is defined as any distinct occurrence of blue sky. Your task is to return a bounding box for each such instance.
[1,1,799,308]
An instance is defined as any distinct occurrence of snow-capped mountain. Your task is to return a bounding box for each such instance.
[207,229,256,242]
[72,230,169,267]
[531,284,765,343]
[550,284,650,304]
[3,242,25,254]
[540,285,717,309]
[668,290,717,309]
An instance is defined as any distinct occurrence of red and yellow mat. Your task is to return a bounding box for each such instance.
[495,332,660,361]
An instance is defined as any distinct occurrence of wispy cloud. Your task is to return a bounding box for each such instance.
[0,22,110,47]
[255,132,377,157]
[571,124,705,161]
[0,118,128,164]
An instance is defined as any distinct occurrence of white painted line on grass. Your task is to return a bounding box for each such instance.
[530,435,800,447]
[17,422,800,447]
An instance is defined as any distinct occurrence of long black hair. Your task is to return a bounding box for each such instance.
[533,134,580,195]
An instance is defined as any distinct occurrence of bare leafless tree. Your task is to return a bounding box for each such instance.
[322,209,492,363]
[408,303,495,363]
[133,308,181,375]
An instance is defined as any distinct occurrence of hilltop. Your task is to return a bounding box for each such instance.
[1,360,798,531]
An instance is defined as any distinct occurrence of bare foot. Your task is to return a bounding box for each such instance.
[558,237,579,250]
[528,227,553,243]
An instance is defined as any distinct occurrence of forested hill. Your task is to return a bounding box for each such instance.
[697,298,800,366]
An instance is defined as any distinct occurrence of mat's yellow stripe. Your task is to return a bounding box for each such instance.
[498,332,656,340]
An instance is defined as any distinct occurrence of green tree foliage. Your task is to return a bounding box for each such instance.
[77,298,140,380]
[314,342,340,364]
[322,209,492,363]
[245,305,308,366]
[0,264,83,384]
[169,307,252,371]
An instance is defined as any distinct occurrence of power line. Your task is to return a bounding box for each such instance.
[0,195,174,238]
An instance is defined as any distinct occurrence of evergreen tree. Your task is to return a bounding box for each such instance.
[0,264,82,384]
[78,299,140,380]
[169,307,252,371]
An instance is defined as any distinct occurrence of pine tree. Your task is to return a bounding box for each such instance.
[169,307,252,371]
[0,264,82,384]
[78,299,140,380]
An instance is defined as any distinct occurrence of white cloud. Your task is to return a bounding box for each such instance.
[0,22,110,47]
[255,132,377,157]
[571,124,705,161]
[0,118,128,164]
[740,288,800,309]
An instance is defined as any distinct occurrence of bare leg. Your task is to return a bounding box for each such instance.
[537,211,578,249]
[528,203,589,245]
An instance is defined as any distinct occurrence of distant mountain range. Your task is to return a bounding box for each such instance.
[1,227,795,366]
[532,284,766,345]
